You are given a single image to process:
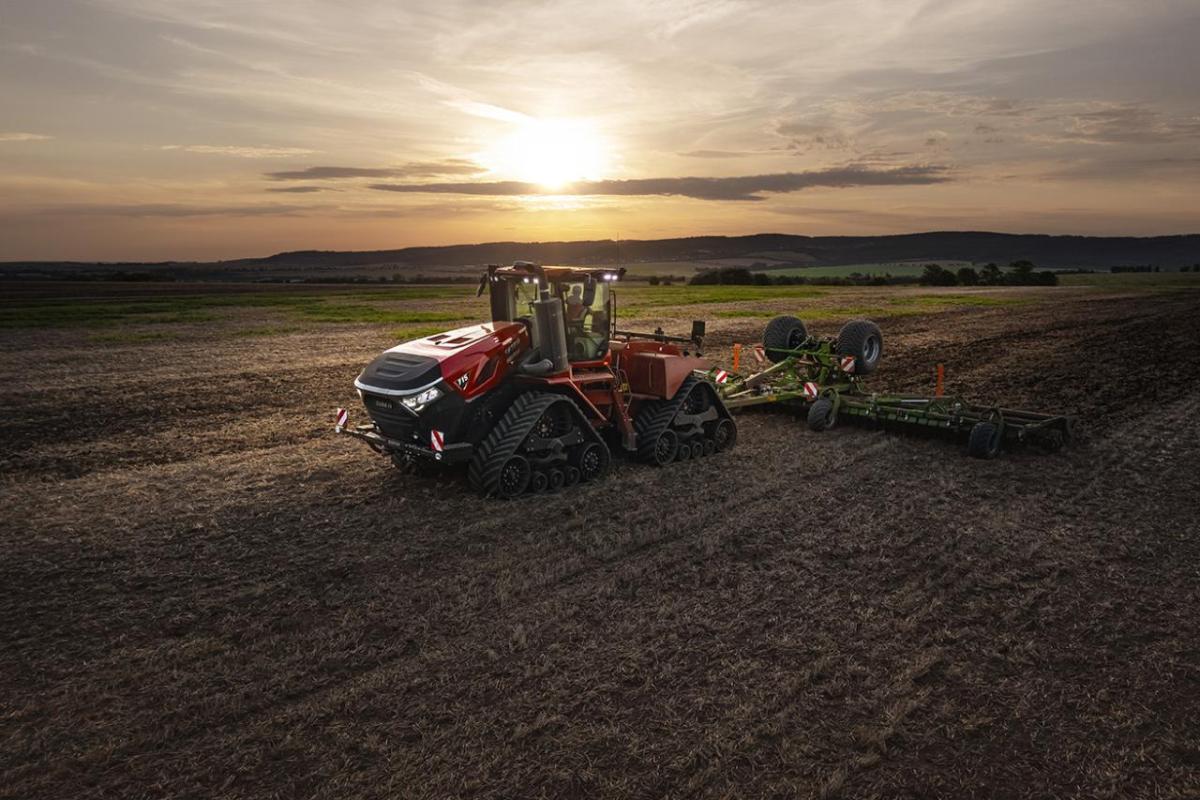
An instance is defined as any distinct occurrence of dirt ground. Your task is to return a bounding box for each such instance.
[2,283,1199,799]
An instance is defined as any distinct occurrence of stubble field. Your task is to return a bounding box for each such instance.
[2,278,1199,798]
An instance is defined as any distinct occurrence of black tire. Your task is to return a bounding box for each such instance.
[836,319,883,375]
[967,421,1002,459]
[763,315,808,363]
[494,455,531,498]
[574,441,611,482]
[807,397,836,432]
[712,418,737,452]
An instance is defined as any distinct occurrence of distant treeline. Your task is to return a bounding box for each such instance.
[686,261,1063,287]
[917,261,1058,287]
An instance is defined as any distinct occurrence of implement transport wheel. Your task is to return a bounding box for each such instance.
[807,397,836,432]
[574,441,611,482]
[837,319,883,375]
[712,418,737,452]
[967,421,1002,459]
[763,315,808,363]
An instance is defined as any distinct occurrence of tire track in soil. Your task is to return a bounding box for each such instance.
[2,421,904,797]
[4,290,1199,798]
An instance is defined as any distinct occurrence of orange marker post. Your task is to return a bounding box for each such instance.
[732,343,742,372]
[935,363,945,397]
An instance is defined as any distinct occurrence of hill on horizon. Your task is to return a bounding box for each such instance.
[4,231,1199,281]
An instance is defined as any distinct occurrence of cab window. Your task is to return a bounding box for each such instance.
[560,278,610,361]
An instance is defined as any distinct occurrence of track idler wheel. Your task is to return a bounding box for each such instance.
[495,455,532,498]
[574,441,611,482]
[712,418,737,452]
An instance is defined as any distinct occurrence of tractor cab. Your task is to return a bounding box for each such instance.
[481,261,624,365]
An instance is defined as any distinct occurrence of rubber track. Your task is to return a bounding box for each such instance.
[468,391,604,497]
[635,376,710,464]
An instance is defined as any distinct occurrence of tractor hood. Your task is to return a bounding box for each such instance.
[355,322,527,397]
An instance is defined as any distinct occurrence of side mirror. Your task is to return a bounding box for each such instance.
[476,274,488,297]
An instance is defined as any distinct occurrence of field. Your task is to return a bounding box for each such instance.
[3,278,1200,798]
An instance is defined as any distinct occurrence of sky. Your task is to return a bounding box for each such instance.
[1,0,1199,261]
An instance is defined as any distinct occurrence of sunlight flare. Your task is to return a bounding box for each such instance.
[480,117,610,189]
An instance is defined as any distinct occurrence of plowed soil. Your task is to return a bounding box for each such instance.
[2,284,1198,799]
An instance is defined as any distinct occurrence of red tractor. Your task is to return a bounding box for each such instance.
[337,261,736,497]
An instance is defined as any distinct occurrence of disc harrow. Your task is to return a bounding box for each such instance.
[708,316,1076,458]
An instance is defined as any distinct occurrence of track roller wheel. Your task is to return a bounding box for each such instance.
[689,440,705,459]
[530,471,550,492]
[563,465,581,487]
[574,441,611,482]
[712,418,737,452]
[967,421,1002,459]
[494,455,532,498]
[702,439,716,457]
[807,397,836,432]
[547,467,565,492]
[676,441,691,461]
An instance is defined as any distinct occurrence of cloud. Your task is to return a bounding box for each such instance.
[161,144,315,158]
[265,159,484,181]
[1060,106,1200,144]
[678,149,752,158]
[0,132,53,143]
[33,203,313,218]
[265,185,328,193]
[370,166,952,202]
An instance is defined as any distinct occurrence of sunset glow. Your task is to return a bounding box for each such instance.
[1,1,1198,260]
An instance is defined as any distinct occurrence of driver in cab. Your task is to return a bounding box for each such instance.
[565,284,586,321]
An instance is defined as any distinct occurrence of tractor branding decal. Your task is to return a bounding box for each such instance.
[334,407,349,431]
[456,373,470,390]
[803,382,820,401]
[431,429,445,452]
[714,369,729,384]
[840,355,856,373]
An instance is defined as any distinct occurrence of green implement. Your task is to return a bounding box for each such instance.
[705,315,1076,458]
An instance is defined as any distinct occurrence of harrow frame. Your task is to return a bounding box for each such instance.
[708,335,1076,457]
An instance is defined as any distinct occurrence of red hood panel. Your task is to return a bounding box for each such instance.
[393,322,525,361]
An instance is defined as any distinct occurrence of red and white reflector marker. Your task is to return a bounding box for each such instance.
[803,382,820,401]
[430,429,445,453]
[752,345,765,364]
[714,369,729,384]
[334,407,349,431]
[840,355,856,373]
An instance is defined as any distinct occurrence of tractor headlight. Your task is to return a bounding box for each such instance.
[401,386,442,413]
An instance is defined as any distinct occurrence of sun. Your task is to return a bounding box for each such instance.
[481,117,609,189]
